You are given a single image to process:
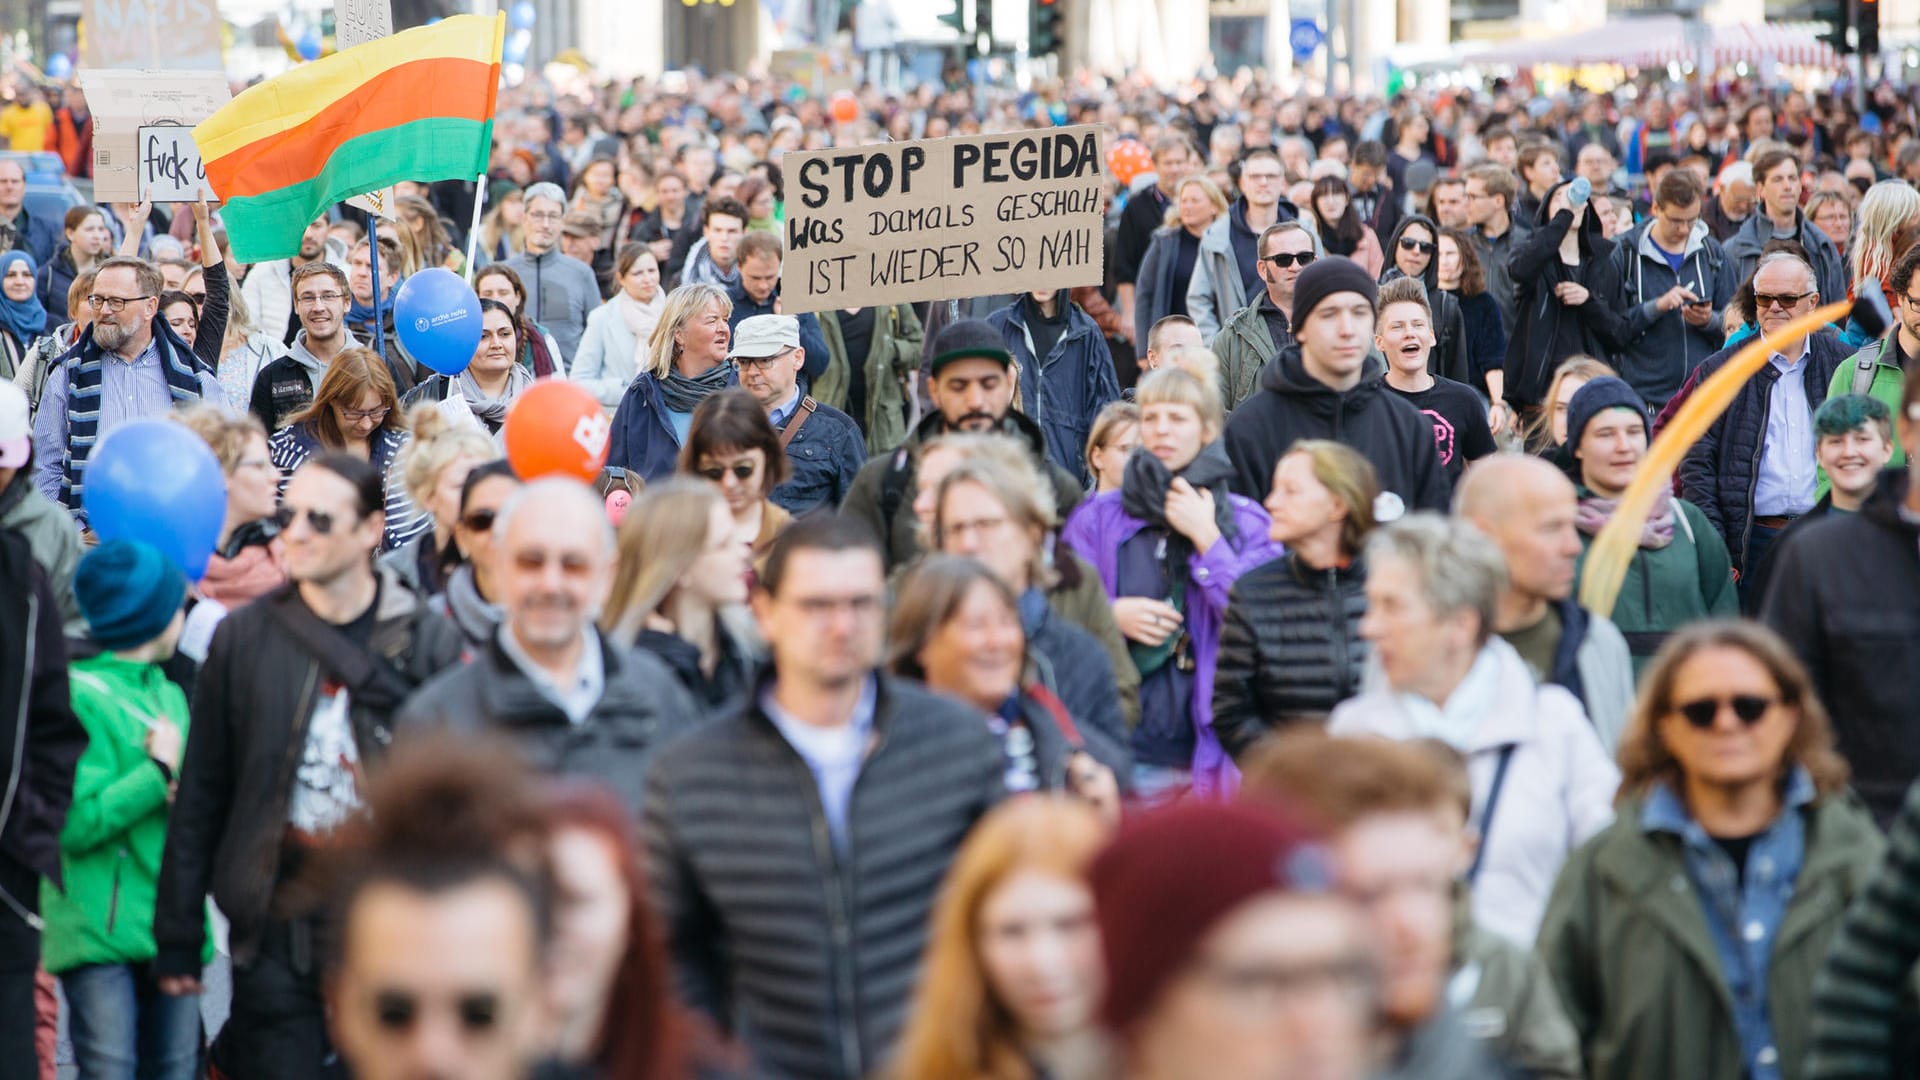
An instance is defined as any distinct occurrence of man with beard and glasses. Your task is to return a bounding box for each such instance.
[31,257,221,517]
[242,215,347,346]
[842,318,1085,569]
[398,479,700,817]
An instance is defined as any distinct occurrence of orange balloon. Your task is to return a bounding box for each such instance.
[1107,140,1151,186]
[829,91,861,126]
[503,380,610,483]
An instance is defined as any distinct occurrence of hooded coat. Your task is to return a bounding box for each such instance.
[1381,214,1474,388]
[1604,216,1739,410]
[1503,181,1628,407]
[1221,343,1452,512]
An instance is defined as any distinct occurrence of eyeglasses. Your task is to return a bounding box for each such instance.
[273,505,345,535]
[526,210,564,223]
[1675,694,1776,729]
[337,405,390,422]
[1263,251,1316,269]
[1754,291,1815,312]
[1899,293,1920,314]
[1398,238,1438,255]
[87,294,151,313]
[1241,170,1284,184]
[297,291,346,308]
[460,508,498,532]
[698,461,758,482]
[731,348,793,372]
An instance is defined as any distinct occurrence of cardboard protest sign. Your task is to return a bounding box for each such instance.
[136,126,214,201]
[779,125,1108,313]
[337,0,401,220]
[79,70,231,202]
[82,0,224,71]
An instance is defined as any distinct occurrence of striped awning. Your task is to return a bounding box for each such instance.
[1462,17,1837,69]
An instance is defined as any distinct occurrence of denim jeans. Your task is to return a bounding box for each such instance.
[60,962,202,1080]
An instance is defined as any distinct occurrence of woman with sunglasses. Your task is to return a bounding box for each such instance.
[430,460,523,650]
[1307,176,1383,279]
[401,300,534,437]
[268,347,428,552]
[382,404,499,599]
[1538,621,1877,1080]
[678,388,790,564]
[1381,213,1472,388]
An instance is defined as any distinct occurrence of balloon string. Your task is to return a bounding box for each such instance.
[1577,301,1849,619]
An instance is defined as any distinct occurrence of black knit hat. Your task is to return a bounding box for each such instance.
[1565,376,1649,450]
[1292,257,1379,327]
[928,317,1012,375]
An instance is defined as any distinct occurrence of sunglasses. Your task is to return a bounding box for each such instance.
[374,989,501,1035]
[699,462,758,482]
[1674,694,1775,729]
[461,508,498,532]
[1264,251,1316,269]
[1754,291,1814,312]
[274,505,344,535]
[1398,238,1438,255]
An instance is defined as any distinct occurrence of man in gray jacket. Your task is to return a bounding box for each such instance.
[1186,147,1295,340]
[502,183,600,360]
[398,478,700,815]
[645,516,1004,1079]
[1605,171,1738,410]
[1722,148,1847,305]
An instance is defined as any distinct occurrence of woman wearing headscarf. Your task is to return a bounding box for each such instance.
[0,251,48,382]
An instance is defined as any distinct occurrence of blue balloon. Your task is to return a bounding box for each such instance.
[297,30,322,61]
[504,30,530,65]
[82,420,227,581]
[46,54,72,80]
[394,268,484,376]
[509,1,537,30]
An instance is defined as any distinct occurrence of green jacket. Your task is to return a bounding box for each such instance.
[1827,336,1907,477]
[1538,791,1885,1080]
[1208,298,1280,412]
[39,654,212,975]
[1574,493,1739,678]
[815,304,925,457]
[1451,888,1583,1080]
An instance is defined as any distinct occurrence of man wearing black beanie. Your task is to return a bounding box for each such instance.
[1222,258,1452,512]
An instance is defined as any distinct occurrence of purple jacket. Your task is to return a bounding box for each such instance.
[1061,490,1281,796]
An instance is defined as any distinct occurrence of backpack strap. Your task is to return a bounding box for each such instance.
[1466,744,1519,887]
[777,396,818,451]
[1853,339,1886,397]
[877,445,914,530]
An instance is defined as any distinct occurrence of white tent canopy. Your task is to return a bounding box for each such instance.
[1461,17,1837,70]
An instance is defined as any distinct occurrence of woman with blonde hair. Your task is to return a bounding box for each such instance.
[891,796,1115,1080]
[172,404,286,607]
[1214,440,1379,760]
[1527,355,1618,456]
[1846,180,1920,309]
[1538,620,1876,1080]
[1132,176,1228,347]
[1084,401,1140,494]
[380,403,498,597]
[1061,366,1280,798]
[602,478,756,708]
[267,346,426,550]
[609,282,735,481]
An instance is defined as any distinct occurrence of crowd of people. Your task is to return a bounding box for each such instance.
[7,52,1920,1079]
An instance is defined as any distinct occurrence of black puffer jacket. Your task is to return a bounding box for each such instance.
[1222,343,1451,511]
[1212,552,1368,761]
[1676,331,1848,572]
[1502,181,1627,407]
[644,673,1003,1080]
[630,623,758,713]
[396,629,703,818]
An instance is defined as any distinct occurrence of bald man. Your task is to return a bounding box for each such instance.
[1456,456,1634,749]
[397,478,700,815]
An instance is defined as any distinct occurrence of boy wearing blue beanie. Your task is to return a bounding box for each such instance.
[40,539,211,1079]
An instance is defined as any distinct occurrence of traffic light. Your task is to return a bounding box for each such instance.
[1859,0,1880,57]
[978,0,995,54]
[938,1,967,36]
[1816,0,1848,53]
[1031,0,1063,56]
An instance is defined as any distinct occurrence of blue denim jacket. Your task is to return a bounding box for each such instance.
[1641,768,1817,1080]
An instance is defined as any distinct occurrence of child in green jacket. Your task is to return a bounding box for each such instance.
[41,540,209,1080]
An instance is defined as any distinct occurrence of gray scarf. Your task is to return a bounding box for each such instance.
[659,361,731,413]
[441,564,503,649]
[458,363,534,427]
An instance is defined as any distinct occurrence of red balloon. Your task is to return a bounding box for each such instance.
[1106,139,1152,186]
[503,381,610,483]
[829,91,861,126]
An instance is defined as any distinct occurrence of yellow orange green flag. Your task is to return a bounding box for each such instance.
[195,13,505,263]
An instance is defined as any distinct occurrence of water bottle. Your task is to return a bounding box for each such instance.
[1568,176,1592,208]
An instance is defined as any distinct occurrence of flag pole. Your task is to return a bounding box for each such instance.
[465,172,487,283]
[366,205,388,361]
